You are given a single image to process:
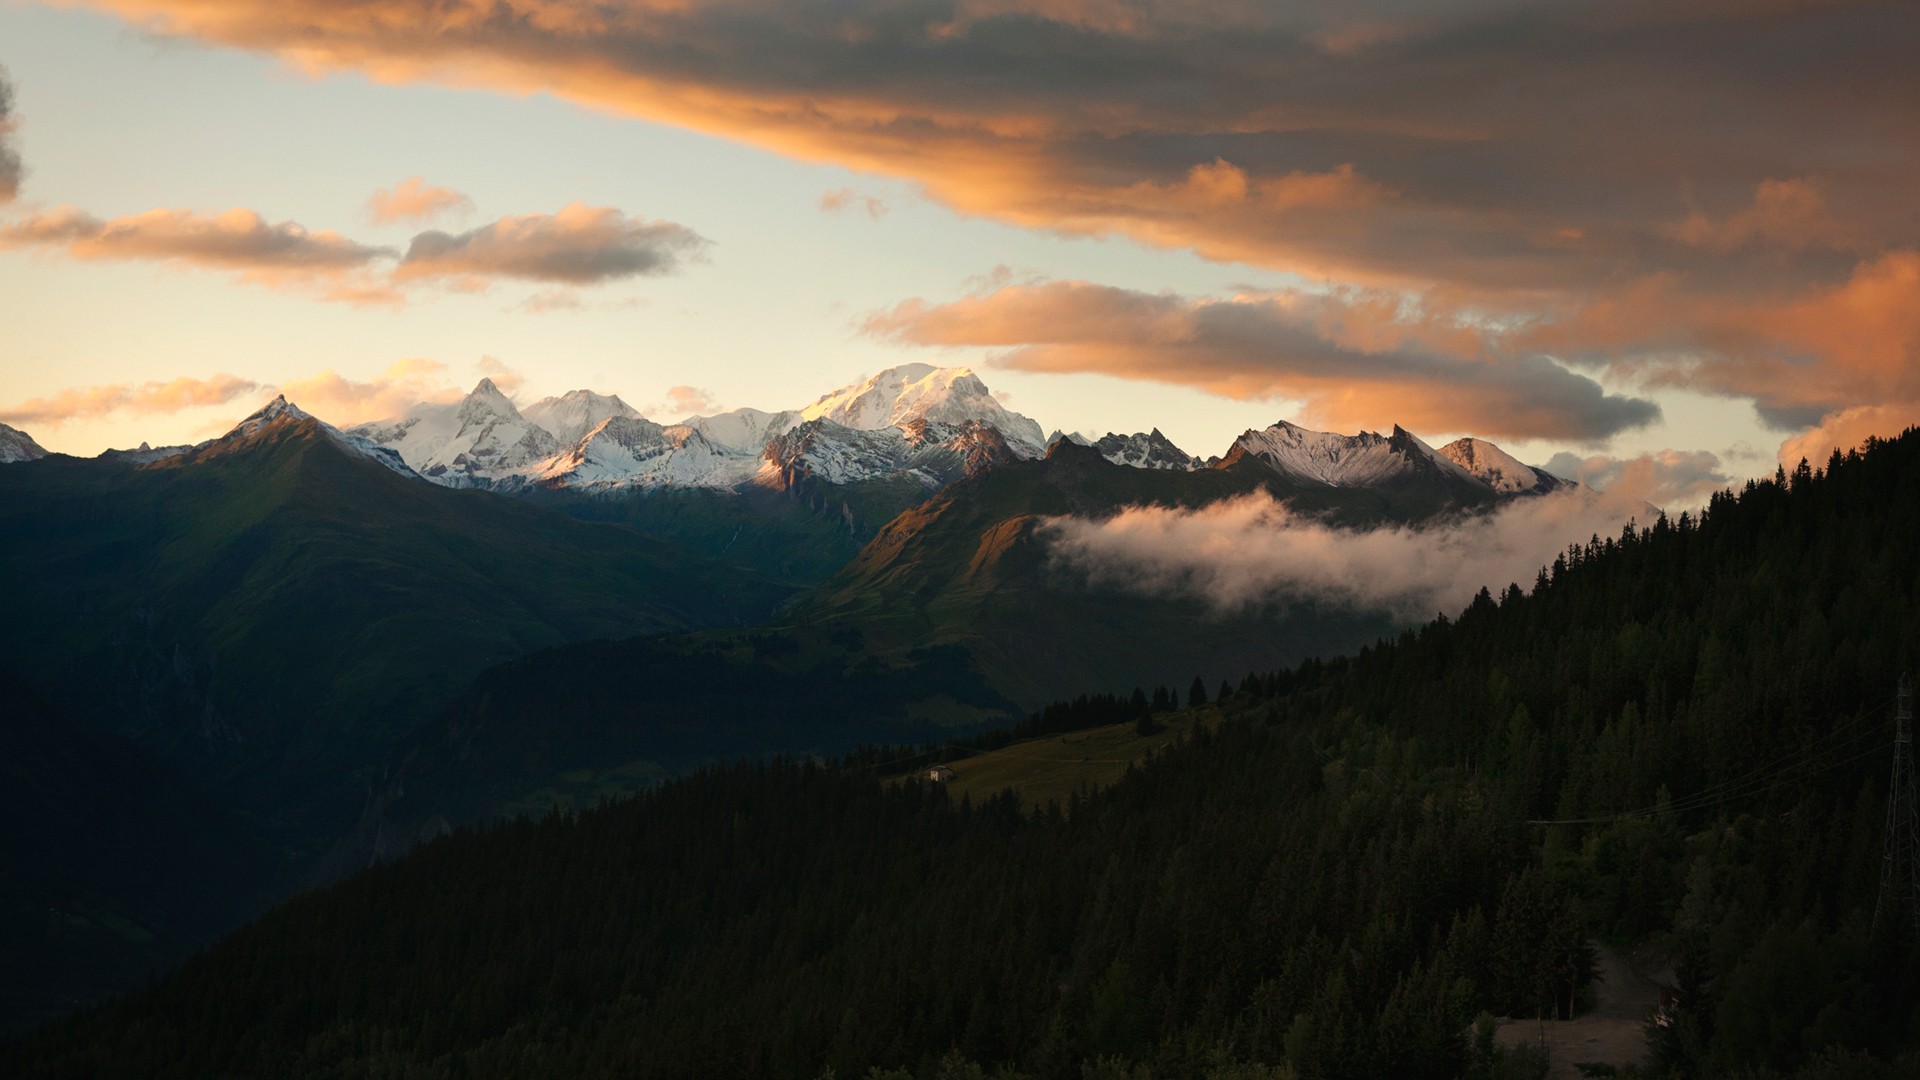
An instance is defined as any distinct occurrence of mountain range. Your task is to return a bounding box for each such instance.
[12,426,1915,1079]
[0,361,1591,1031]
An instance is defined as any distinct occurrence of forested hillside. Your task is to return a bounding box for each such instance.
[10,432,1920,1079]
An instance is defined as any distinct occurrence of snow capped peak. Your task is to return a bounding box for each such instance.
[226,395,315,439]
[1438,437,1570,494]
[1231,419,1477,488]
[1088,429,1202,470]
[0,421,49,463]
[459,378,523,423]
[800,364,1046,456]
[523,389,641,445]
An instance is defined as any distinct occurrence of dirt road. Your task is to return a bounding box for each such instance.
[1494,945,1662,1078]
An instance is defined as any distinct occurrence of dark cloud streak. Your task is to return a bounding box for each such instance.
[0,65,24,203]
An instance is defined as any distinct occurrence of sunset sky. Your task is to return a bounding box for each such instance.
[2,0,1915,507]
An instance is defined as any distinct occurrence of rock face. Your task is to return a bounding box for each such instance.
[0,422,48,463]
[521,390,642,446]
[1437,437,1572,494]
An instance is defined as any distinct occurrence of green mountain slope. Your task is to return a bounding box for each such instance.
[790,440,1436,705]
[346,439,1501,849]
[0,413,796,838]
[23,435,1915,1077]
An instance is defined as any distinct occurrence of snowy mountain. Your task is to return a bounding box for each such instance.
[0,421,48,463]
[1226,421,1477,488]
[525,416,770,492]
[522,390,641,446]
[1437,437,1571,494]
[1089,430,1203,471]
[798,364,1047,458]
[313,369,1571,508]
[347,364,1049,497]
[216,396,420,478]
[350,379,557,486]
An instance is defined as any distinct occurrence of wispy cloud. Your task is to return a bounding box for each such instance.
[366,177,473,225]
[0,373,258,427]
[820,188,889,220]
[643,385,717,418]
[1041,488,1649,622]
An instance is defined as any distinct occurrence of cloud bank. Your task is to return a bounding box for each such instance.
[1541,450,1733,513]
[1040,489,1649,622]
[396,203,705,285]
[869,280,1660,442]
[0,200,706,304]
[272,358,469,426]
[0,373,259,426]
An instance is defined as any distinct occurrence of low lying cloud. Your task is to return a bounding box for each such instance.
[272,358,464,426]
[1541,450,1732,513]
[0,373,258,427]
[366,177,473,224]
[0,200,706,304]
[1040,488,1648,622]
[0,66,23,203]
[396,203,707,285]
[820,188,889,220]
[868,280,1660,442]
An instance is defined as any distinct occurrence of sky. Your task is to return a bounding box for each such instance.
[1,0,1915,510]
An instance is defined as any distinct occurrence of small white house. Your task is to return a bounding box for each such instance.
[928,765,957,783]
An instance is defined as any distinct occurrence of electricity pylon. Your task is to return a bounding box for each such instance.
[1877,673,1920,939]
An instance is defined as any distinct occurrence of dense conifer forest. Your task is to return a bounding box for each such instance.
[9,432,1920,1079]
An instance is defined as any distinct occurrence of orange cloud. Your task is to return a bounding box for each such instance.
[868,280,1659,441]
[1675,179,1847,252]
[0,373,258,426]
[0,204,398,303]
[395,203,707,285]
[366,177,474,224]
[0,200,708,304]
[1540,449,1731,511]
[1777,403,1920,469]
[270,358,465,426]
